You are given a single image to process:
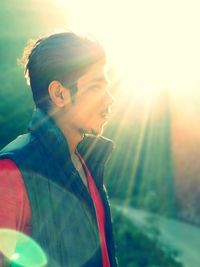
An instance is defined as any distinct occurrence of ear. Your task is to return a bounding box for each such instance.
[48,80,67,108]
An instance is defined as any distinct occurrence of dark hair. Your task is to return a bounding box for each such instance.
[22,31,106,111]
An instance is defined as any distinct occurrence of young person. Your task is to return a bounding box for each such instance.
[0,32,117,267]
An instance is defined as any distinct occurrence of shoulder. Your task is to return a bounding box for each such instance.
[0,133,37,157]
[0,133,43,168]
[0,159,25,191]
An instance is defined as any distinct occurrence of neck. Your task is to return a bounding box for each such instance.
[50,108,83,156]
[62,127,83,156]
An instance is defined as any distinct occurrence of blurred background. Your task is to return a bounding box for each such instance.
[1,0,200,266]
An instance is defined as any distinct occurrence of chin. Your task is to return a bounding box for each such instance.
[85,125,104,136]
[82,120,107,136]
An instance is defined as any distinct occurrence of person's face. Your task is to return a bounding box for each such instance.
[63,61,113,135]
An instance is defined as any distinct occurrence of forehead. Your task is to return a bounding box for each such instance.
[78,60,109,86]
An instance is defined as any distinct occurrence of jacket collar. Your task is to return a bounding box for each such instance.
[29,108,114,179]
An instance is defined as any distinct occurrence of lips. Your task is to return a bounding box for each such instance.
[99,107,111,118]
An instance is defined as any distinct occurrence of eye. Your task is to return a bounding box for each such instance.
[93,86,102,91]
[88,85,102,91]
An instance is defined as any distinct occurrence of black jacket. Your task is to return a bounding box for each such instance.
[0,109,117,267]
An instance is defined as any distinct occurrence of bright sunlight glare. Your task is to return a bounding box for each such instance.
[51,0,200,99]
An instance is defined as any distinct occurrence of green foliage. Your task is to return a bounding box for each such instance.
[112,208,184,267]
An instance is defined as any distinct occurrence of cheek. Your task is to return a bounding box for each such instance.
[88,95,103,111]
[70,94,103,125]
[82,98,101,115]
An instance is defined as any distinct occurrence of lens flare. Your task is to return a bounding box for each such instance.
[0,229,47,267]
